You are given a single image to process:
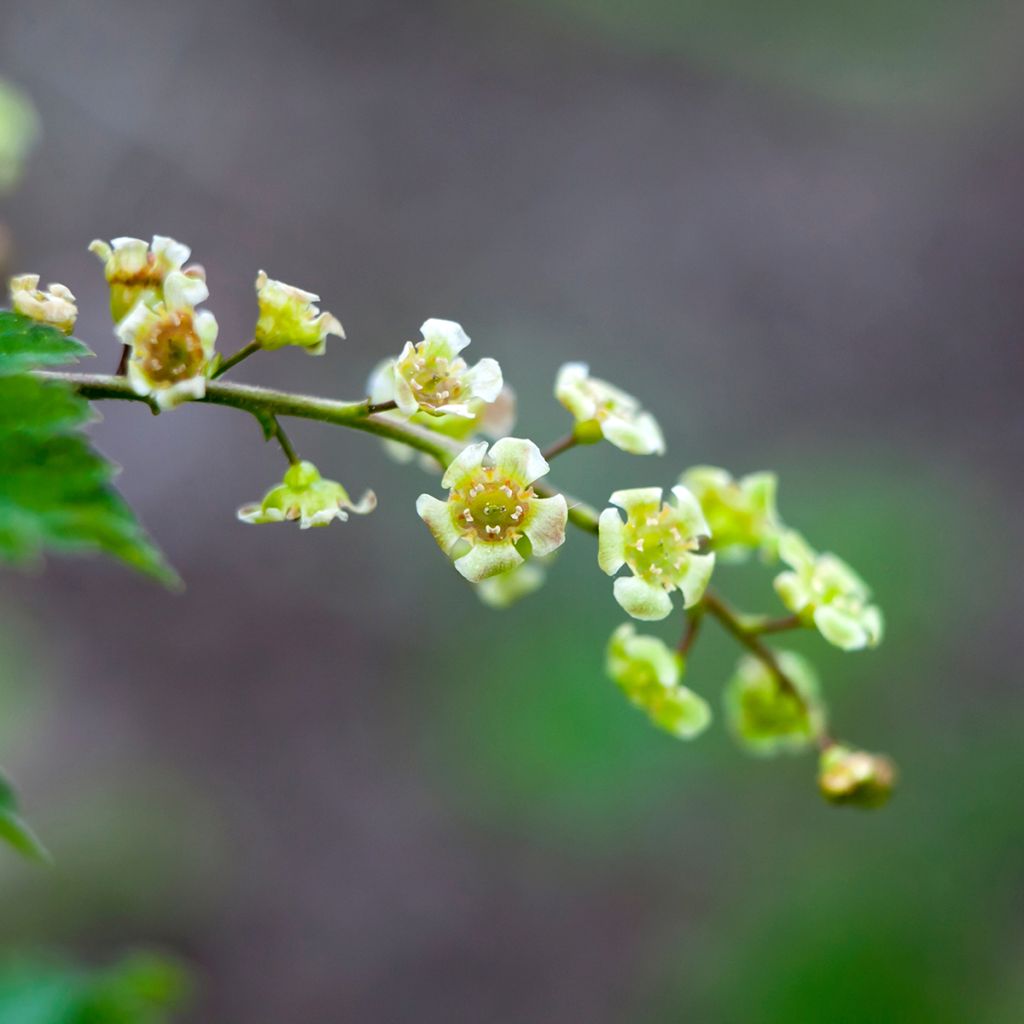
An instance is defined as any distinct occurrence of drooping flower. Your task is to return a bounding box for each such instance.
[475,557,548,609]
[115,271,218,411]
[384,319,503,419]
[554,362,665,455]
[598,485,715,621]
[237,460,376,529]
[818,745,895,808]
[416,437,567,582]
[8,274,78,334]
[606,623,711,739]
[253,270,344,355]
[89,235,205,323]
[679,465,781,562]
[724,652,825,756]
[773,530,883,651]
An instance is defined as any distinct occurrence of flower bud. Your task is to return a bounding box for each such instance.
[818,745,895,808]
[8,274,77,334]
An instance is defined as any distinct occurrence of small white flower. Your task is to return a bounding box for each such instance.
[8,274,77,334]
[115,271,218,411]
[237,460,376,529]
[384,319,503,419]
[598,485,715,621]
[555,362,665,455]
[253,270,344,355]
[416,437,567,583]
[89,235,205,323]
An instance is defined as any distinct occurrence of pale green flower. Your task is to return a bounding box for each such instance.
[680,465,780,562]
[8,274,77,334]
[254,270,344,355]
[475,558,548,609]
[598,485,715,621]
[417,437,567,583]
[89,235,205,323]
[555,362,665,455]
[383,319,503,419]
[115,271,218,411]
[725,652,825,756]
[606,623,711,739]
[237,460,376,529]
[818,745,895,808]
[773,530,884,651]
[0,79,39,193]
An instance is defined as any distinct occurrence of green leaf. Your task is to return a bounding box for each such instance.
[0,311,178,586]
[0,770,51,865]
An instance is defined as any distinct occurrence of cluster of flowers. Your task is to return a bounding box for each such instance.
[9,235,891,806]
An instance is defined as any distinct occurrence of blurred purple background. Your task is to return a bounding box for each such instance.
[2,2,1023,1021]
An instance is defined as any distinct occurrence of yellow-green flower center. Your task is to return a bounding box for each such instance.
[450,468,533,543]
[400,343,467,412]
[136,312,205,384]
[623,504,700,587]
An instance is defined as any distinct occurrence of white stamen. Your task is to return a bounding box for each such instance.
[634,538,645,552]
[485,524,501,536]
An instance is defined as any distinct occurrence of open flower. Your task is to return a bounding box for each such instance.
[773,530,883,651]
[555,362,665,455]
[115,271,218,411]
[680,465,781,562]
[237,460,376,529]
[818,745,895,808]
[725,652,824,756]
[253,270,344,355]
[416,437,567,582]
[8,274,77,333]
[385,319,503,419]
[607,623,711,739]
[598,485,715,621]
[89,235,205,323]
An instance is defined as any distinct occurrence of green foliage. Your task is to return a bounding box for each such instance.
[0,951,189,1024]
[0,311,177,586]
[0,771,50,865]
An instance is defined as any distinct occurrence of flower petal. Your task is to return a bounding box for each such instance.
[420,318,470,356]
[613,576,673,621]
[609,486,663,513]
[601,411,666,456]
[465,357,503,404]
[441,441,488,490]
[522,494,567,556]
[342,490,377,516]
[597,507,626,575]
[554,361,598,421]
[813,605,870,651]
[676,552,715,608]
[489,437,549,485]
[416,494,462,553]
[670,484,711,538]
[454,541,524,582]
[648,686,712,740]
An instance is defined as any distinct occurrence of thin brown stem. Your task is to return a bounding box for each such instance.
[747,613,803,636]
[366,399,397,415]
[678,608,704,657]
[541,433,578,462]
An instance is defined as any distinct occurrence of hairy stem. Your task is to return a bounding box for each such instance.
[212,340,260,379]
[269,415,300,465]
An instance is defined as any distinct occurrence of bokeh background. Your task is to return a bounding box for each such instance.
[2,1,1023,1021]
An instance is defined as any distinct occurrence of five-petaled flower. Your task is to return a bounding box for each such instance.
[416,437,567,582]
[773,530,883,651]
[383,318,503,419]
[725,652,824,756]
[680,465,780,562]
[237,460,376,529]
[818,745,895,808]
[607,623,711,739]
[598,485,715,621]
[555,362,665,455]
[89,235,205,323]
[9,274,77,333]
[254,270,344,355]
[115,270,218,411]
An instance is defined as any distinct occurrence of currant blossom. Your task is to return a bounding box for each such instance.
[607,623,711,739]
[253,271,344,355]
[8,274,78,333]
[818,745,895,808]
[773,530,883,651]
[598,485,715,621]
[724,652,824,756]
[89,235,205,323]
[555,362,665,455]
[238,460,376,529]
[680,465,781,562]
[416,438,567,583]
[384,319,503,419]
[115,271,218,411]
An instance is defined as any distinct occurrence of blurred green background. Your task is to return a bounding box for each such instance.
[1,1,1022,1021]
